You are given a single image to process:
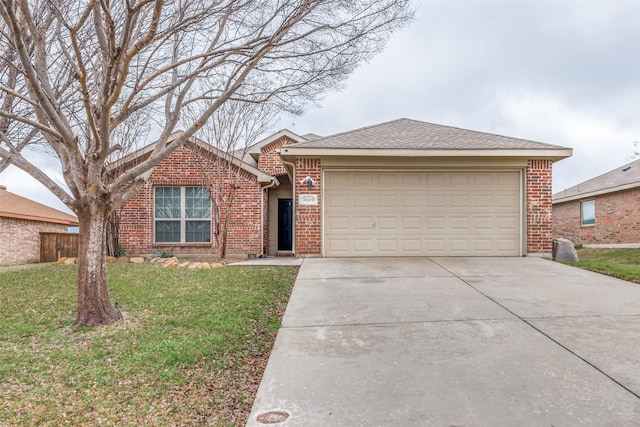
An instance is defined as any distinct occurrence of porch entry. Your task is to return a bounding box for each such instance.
[278,199,293,251]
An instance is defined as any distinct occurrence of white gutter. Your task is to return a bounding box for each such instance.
[280,147,573,161]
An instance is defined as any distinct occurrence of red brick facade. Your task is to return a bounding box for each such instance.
[526,159,554,254]
[553,187,640,245]
[294,158,322,256]
[117,138,557,258]
[258,136,294,176]
[118,144,263,258]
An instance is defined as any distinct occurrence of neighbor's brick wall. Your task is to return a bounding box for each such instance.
[553,187,640,245]
[0,217,69,266]
[258,136,296,176]
[294,158,322,256]
[526,159,554,254]
[118,144,263,258]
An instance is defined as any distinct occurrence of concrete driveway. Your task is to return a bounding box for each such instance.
[247,257,640,426]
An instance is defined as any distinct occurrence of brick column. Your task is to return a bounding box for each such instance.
[294,158,322,256]
[526,159,553,255]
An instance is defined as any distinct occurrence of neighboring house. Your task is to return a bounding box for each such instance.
[553,159,640,247]
[117,118,571,258]
[0,186,79,266]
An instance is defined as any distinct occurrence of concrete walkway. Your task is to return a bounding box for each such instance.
[247,257,640,426]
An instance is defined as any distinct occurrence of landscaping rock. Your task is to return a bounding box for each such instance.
[107,256,116,263]
[197,262,211,269]
[188,262,201,269]
[553,238,579,262]
[162,257,179,268]
[130,257,145,264]
[57,257,68,264]
[63,258,77,265]
[210,262,224,269]
[178,261,191,268]
[116,256,130,263]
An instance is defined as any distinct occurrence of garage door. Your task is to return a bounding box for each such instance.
[324,170,521,256]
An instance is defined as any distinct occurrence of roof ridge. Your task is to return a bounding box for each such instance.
[287,118,569,151]
[293,118,411,147]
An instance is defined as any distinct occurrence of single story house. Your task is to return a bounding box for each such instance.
[0,185,79,266]
[117,118,571,258]
[553,158,640,247]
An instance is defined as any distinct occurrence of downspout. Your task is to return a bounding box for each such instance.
[261,178,278,257]
[280,157,296,257]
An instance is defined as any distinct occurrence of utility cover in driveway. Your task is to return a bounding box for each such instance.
[324,170,521,256]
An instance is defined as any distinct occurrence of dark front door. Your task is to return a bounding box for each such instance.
[278,199,293,251]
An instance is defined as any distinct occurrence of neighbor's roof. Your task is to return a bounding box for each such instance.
[285,118,570,151]
[0,187,78,225]
[553,158,640,204]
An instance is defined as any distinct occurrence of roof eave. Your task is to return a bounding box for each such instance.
[247,129,308,160]
[0,212,79,226]
[553,181,640,204]
[279,147,573,161]
[107,132,277,183]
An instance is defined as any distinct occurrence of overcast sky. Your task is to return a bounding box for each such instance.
[1,0,639,214]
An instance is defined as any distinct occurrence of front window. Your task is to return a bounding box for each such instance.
[155,187,211,243]
[581,200,595,226]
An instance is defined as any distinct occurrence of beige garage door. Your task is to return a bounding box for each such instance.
[324,170,521,257]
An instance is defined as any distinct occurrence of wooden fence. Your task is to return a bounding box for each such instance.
[40,232,79,262]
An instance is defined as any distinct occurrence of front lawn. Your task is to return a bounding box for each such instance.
[0,263,297,426]
[567,248,640,284]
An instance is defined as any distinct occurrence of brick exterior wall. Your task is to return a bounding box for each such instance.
[294,158,322,256]
[553,187,640,245]
[0,217,69,266]
[257,135,295,176]
[118,144,263,258]
[116,136,557,258]
[259,135,297,254]
[526,159,554,254]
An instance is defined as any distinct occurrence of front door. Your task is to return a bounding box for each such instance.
[278,199,293,251]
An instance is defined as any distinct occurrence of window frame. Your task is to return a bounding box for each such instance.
[154,186,212,244]
[580,199,595,227]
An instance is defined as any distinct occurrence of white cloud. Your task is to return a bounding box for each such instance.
[494,89,638,192]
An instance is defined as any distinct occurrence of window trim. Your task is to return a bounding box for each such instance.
[580,199,595,227]
[154,186,212,244]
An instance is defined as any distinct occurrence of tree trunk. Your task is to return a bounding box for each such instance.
[75,206,122,327]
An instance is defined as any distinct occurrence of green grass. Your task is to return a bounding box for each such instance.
[0,263,297,426]
[566,248,640,284]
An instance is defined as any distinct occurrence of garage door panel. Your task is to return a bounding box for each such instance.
[327,216,349,231]
[426,194,445,208]
[352,216,374,230]
[450,217,470,230]
[354,173,374,186]
[353,194,373,208]
[324,170,521,256]
[378,217,398,230]
[401,194,421,208]
[378,174,399,186]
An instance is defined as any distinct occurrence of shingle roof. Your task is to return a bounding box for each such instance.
[287,118,567,150]
[553,158,640,203]
[0,187,78,225]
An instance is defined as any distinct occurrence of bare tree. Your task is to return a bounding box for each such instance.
[0,0,413,327]
[193,101,276,259]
